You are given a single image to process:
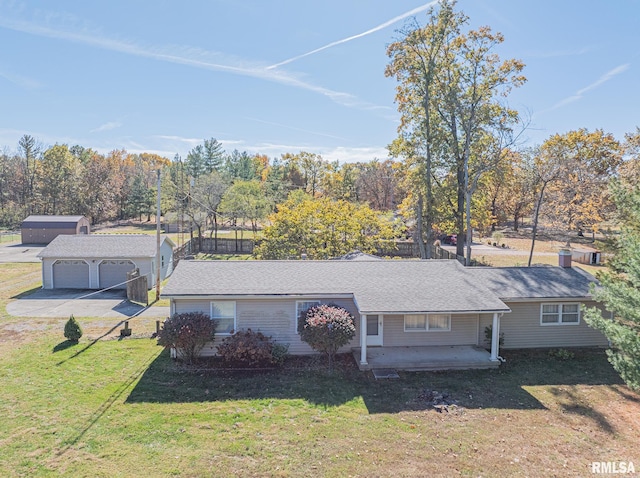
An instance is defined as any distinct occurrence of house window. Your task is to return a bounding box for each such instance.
[211,301,236,334]
[161,255,165,267]
[296,300,321,332]
[540,303,581,325]
[404,314,451,332]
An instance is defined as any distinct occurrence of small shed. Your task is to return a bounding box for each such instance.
[571,246,602,265]
[21,215,90,244]
[37,234,175,290]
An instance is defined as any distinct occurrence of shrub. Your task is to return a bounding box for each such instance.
[298,304,356,371]
[217,329,287,367]
[484,325,504,349]
[271,342,290,366]
[157,312,217,364]
[64,315,82,342]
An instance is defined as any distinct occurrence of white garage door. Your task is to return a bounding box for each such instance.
[99,260,135,290]
[53,260,90,289]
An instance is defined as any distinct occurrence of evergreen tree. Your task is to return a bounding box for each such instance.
[585,179,640,390]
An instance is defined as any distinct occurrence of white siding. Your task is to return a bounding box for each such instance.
[172,297,360,357]
[383,314,478,347]
[491,300,609,349]
[41,256,154,290]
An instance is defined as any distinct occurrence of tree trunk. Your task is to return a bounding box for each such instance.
[528,182,547,267]
[416,194,427,259]
[456,163,465,259]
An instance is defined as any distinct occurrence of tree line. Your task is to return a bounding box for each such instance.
[1,0,638,267]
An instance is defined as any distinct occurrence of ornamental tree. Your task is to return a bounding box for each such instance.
[157,312,217,365]
[298,304,356,371]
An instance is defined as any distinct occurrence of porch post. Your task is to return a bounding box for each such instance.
[490,312,500,361]
[360,314,368,365]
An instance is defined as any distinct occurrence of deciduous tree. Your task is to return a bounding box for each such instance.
[255,195,395,259]
[386,0,525,263]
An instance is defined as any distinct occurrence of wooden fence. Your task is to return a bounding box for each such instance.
[173,237,465,263]
[126,268,148,305]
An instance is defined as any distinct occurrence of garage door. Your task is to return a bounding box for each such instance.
[99,260,135,289]
[53,260,90,289]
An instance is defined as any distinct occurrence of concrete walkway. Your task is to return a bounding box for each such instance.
[6,289,170,319]
[353,345,500,371]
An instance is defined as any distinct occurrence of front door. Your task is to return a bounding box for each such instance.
[366,314,383,346]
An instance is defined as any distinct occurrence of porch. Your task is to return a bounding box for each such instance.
[352,345,501,371]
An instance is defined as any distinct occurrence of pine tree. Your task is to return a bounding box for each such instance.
[585,180,640,390]
[64,315,83,343]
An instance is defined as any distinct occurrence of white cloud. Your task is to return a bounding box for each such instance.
[267,1,438,69]
[538,63,630,115]
[226,141,389,164]
[90,121,122,133]
[0,10,383,110]
[576,64,630,96]
[0,68,42,89]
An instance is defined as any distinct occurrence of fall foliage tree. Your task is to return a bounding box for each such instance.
[386,0,525,263]
[255,194,395,259]
[543,129,621,236]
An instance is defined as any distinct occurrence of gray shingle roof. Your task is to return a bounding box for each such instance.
[466,266,597,300]
[22,215,86,228]
[162,259,511,314]
[37,234,173,259]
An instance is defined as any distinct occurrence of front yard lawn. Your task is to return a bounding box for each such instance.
[0,334,638,477]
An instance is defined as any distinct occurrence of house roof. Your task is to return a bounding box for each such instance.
[466,266,597,301]
[37,234,175,259]
[162,259,511,314]
[330,250,383,261]
[22,215,86,228]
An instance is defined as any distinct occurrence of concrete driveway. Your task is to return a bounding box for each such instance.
[0,242,45,263]
[6,288,170,319]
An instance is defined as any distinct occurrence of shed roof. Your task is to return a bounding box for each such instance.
[162,259,511,314]
[37,234,174,259]
[466,266,597,300]
[22,215,86,228]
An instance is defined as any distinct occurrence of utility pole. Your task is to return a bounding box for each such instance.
[155,169,161,301]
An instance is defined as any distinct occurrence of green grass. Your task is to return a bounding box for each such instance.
[0,232,20,243]
[195,253,253,261]
[0,332,638,477]
[0,261,638,476]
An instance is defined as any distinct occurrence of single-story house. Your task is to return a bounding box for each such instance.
[38,234,175,290]
[21,215,90,244]
[161,255,609,370]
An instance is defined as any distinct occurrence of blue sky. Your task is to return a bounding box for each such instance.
[0,1,638,163]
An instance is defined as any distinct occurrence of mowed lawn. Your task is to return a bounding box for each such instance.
[1,267,639,477]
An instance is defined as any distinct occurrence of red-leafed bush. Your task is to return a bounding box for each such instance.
[298,304,356,370]
[217,329,288,367]
[157,312,217,364]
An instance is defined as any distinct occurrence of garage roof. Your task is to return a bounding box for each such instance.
[37,234,174,259]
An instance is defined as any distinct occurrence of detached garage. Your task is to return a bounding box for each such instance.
[21,215,90,244]
[38,234,175,290]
